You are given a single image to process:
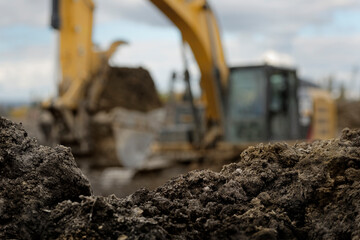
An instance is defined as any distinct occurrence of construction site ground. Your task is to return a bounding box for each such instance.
[77,146,240,197]
[3,74,360,237]
[1,116,360,239]
[6,105,243,198]
[7,99,359,198]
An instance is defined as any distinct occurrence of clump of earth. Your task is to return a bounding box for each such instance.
[1,116,360,239]
[0,117,91,239]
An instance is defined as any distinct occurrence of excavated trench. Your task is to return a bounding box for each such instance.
[1,116,360,239]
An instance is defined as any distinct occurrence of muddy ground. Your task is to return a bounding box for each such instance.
[1,116,360,239]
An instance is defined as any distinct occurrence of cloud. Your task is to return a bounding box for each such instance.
[1,0,360,102]
[293,34,360,81]
[0,0,50,27]
[223,30,360,75]
[0,60,56,102]
[2,0,360,35]
[95,1,360,33]
[261,50,295,67]
[110,35,201,94]
[0,43,56,102]
[94,0,360,53]
[95,0,169,26]
[211,0,360,31]
[211,0,360,53]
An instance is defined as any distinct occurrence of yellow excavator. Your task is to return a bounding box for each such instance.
[44,0,337,169]
[45,0,165,169]
[149,0,337,145]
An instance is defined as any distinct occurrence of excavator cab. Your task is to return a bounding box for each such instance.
[225,65,300,143]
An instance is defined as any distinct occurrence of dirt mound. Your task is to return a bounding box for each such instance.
[0,117,92,239]
[2,116,360,239]
[337,100,360,130]
[97,67,163,112]
[45,130,360,239]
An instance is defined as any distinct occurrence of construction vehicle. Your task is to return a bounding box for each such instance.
[45,0,165,168]
[157,65,337,153]
[43,0,337,169]
[149,0,336,148]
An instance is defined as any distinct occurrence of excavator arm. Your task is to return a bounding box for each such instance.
[51,0,228,133]
[150,0,229,131]
[46,0,229,154]
[46,0,126,153]
[50,0,124,110]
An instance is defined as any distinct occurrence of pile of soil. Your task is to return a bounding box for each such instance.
[97,67,163,112]
[1,116,360,239]
[337,100,360,130]
[44,131,360,239]
[0,117,91,239]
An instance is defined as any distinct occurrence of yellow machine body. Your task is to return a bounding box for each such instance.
[150,0,229,127]
[53,0,123,110]
[308,88,337,140]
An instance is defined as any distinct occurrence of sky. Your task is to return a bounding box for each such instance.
[0,0,360,103]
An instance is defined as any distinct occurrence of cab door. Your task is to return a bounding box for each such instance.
[267,69,300,141]
[225,67,268,143]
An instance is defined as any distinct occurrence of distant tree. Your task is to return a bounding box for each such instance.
[326,75,334,93]
[338,82,346,101]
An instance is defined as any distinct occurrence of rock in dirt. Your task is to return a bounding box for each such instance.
[0,117,91,239]
[2,116,360,239]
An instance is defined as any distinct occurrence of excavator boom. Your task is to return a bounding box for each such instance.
[50,0,229,135]
[52,0,95,109]
[150,0,229,130]
[50,0,125,110]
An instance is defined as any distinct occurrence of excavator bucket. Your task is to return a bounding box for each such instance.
[92,107,165,168]
[88,67,165,168]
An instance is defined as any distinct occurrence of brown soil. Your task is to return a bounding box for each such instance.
[0,117,91,239]
[1,116,360,239]
[97,66,163,112]
[337,100,360,130]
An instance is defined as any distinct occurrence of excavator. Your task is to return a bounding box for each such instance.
[43,0,337,169]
